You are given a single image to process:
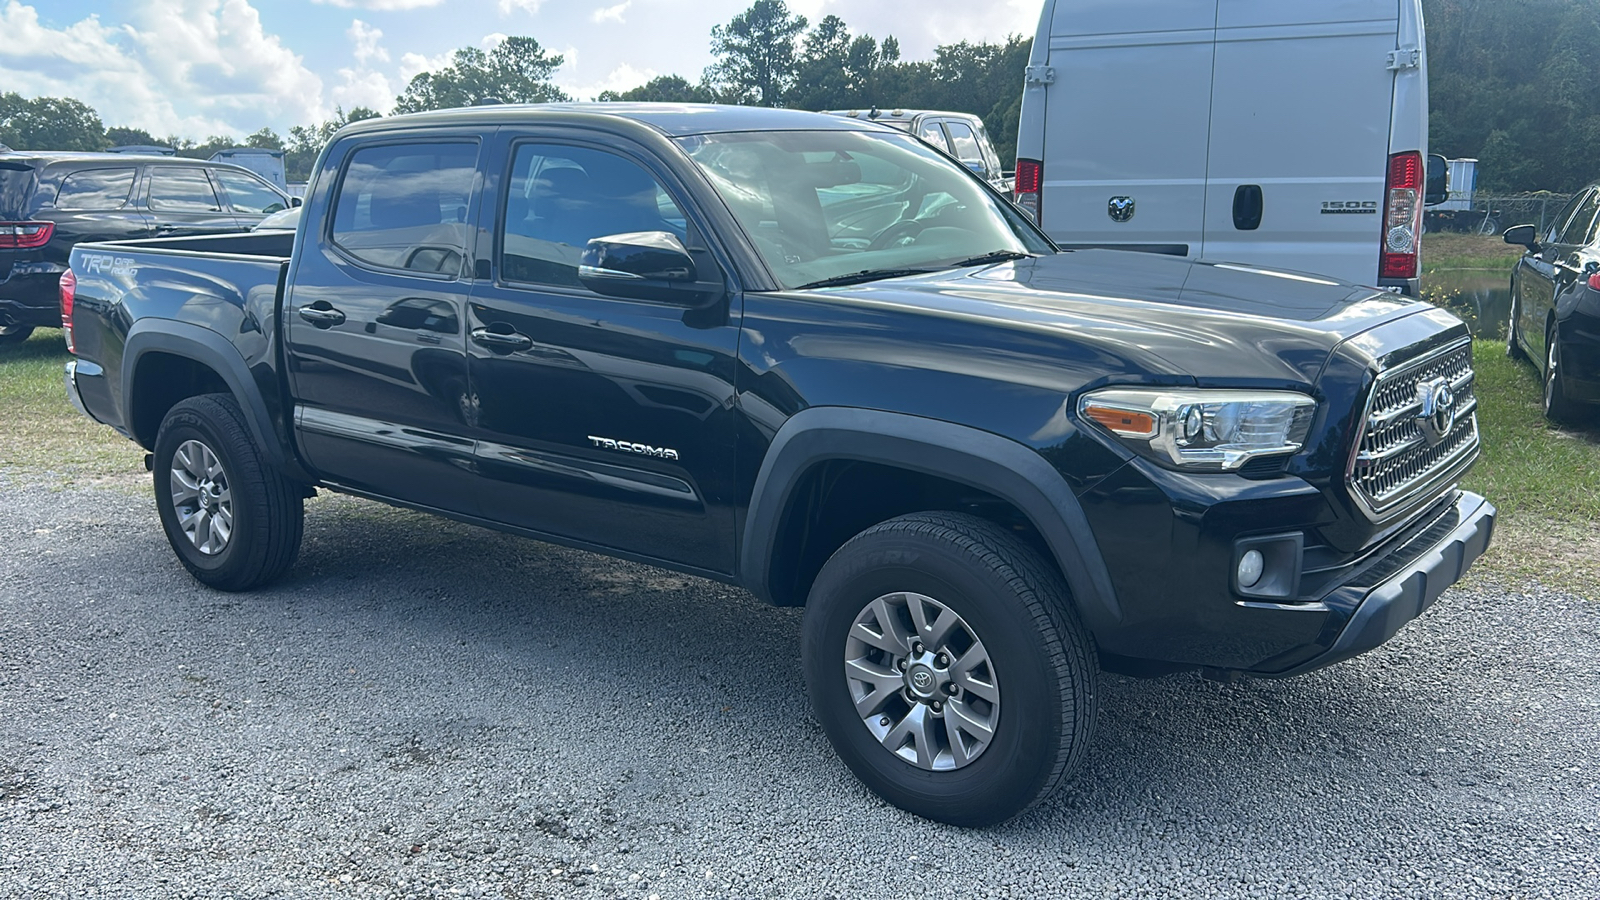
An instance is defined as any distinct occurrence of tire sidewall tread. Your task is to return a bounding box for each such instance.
[802,512,1097,827]
[153,393,303,591]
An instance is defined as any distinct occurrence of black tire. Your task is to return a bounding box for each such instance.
[1543,324,1583,424]
[153,393,304,591]
[0,324,34,345]
[1506,295,1527,361]
[802,512,1097,826]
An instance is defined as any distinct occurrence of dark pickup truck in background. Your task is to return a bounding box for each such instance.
[0,151,295,344]
[63,104,1494,826]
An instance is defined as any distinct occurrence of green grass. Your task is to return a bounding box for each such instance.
[1460,338,1600,595]
[0,330,146,486]
[1422,233,1523,274]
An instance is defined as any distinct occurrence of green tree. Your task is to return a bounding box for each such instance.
[1425,0,1600,192]
[598,75,716,103]
[0,93,106,151]
[393,36,569,113]
[705,0,808,107]
[284,106,380,181]
[245,127,284,150]
[104,126,167,150]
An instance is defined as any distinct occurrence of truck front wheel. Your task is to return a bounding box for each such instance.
[801,512,1097,826]
[153,393,304,591]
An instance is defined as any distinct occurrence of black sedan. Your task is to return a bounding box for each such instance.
[1505,189,1600,422]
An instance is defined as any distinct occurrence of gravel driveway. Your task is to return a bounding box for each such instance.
[1,479,1596,899]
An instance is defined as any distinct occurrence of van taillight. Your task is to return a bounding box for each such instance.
[1014,158,1043,223]
[1380,152,1423,280]
[59,268,76,354]
[0,222,54,249]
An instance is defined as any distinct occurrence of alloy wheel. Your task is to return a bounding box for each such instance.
[843,591,1000,771]
[169,439,234,556]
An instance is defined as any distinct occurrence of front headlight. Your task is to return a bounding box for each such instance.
[1079,388,1317,471]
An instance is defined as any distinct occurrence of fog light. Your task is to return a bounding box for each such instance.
[1237,549,1265,588]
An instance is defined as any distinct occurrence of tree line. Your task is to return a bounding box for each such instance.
[4,0,1595,192]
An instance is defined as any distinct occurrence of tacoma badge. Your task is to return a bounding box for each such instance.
[587,435,680,461]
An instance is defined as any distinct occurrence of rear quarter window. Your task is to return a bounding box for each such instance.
[0,164,38,219]
[53,168,137,210]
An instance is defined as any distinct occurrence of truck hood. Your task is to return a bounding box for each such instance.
[819,249,1430,386]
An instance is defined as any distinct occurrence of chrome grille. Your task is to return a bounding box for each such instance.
[1348,339,1479,519]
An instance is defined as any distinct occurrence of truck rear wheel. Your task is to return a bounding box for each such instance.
[0,325,34,345]
[153,393,303,591]
[801,512,1097,826]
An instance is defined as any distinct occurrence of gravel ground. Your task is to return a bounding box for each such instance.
[1,478,1596,899]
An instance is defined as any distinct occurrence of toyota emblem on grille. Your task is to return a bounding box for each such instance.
[1415,377,1457,447]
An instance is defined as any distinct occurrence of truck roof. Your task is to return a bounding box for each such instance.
[341,103,887,138]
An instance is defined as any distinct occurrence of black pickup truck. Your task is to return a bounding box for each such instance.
[64,104,1495,826]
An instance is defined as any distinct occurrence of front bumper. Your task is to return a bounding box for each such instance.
[1255,490,1495,677]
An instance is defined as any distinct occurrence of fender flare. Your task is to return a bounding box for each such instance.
[740,407,1121,634]
[122,319,287,471]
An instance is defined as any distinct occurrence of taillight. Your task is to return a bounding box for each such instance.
[59,268,76,354]
[1588,272,1600,292]
[1014,158,1043,223]
[0,221,54,249]
[1380,152,1423,280]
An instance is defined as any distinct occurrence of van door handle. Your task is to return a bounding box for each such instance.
[470,327,533,352]
[298,304,346,327]
[1232,185,1264,231]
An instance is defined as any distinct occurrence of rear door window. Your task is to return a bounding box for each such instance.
[149,167,223,212]
[214,170,288,215]
[54,168,137,209]
[330,141,478,275]
[944,121,982,163]
[918,121,950,153]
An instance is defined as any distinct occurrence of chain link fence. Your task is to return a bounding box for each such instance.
[1425,193,1574,236]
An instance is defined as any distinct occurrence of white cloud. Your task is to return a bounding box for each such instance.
[497,0,543,14]
[591,2,629,24]
[348,19,389,65]
[557,62,656,102]
[125,0,328,127]
[0,0,260,137]
[311,0,445,10]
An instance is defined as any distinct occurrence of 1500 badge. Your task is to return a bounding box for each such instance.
[587,435,680,460]
[1321,200,1379,215]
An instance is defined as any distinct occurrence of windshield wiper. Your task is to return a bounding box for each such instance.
[949,250,1036,268]
[794,268,934,290]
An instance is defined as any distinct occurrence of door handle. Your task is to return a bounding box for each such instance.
[298,305,346,327]
[155,225,181,234]
[470,327,533,352]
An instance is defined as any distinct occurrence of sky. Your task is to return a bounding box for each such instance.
[0,0,1042,141]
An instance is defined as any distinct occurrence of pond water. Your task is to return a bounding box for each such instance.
[1420,269,1512,340]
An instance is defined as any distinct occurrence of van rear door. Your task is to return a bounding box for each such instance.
[1039,2,1219,256]
[1200,0,1413,286]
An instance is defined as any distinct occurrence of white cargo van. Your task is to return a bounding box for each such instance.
[1015,0,1429,294]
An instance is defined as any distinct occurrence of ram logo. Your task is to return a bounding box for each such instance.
[1107,196,1136,223]
[587,435,680,460]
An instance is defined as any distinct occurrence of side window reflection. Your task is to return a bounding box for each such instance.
[500,144,685,289]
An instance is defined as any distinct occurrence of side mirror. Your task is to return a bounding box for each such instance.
[290,196,303,208]
[1425,154,1448,206]
[961,159,987,176]
[1503,223,1538,250]
[579,231,722,306]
